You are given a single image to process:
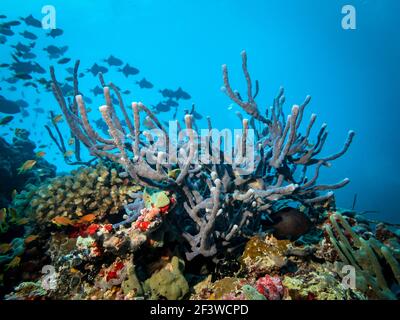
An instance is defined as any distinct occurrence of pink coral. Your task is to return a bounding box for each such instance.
[256,275,284,300]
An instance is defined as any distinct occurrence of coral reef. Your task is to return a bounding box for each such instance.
[3,52,399,301]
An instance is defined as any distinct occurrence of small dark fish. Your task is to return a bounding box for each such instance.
[32,62,46,74]
[87,63,108,76]
[58,57,71,64]
[36,78,50,86]
[47,28,63,38]
[0,27,14,36]
[10,55,44,75]
[0,63,9,68]
[14,73,32,80]
[60,83,74,96]
[22,52,37,59]
[12,42,34,53]
[90,85,103,96]
[4,77,18,84]
[165,98,178,107]
[3,20,21,27]
[0,96,20,114]
[79,72,84,78]
[65,76,74,82]
[0,15,7,19]
[0,35,6,44]
[94,118,109,135]
[0,115,14,125]
[21,14,42,28]
[20,30,38,40]
[14,50,24,58]
[65,67,74,74]
[43,45,68,57]
[159,88,175,99]
[119,63,139,77]
[136,78,153,89]
[153,102,171,113]
[8,86,16,92]
[121,90,131,95]
[175,87,191,100]
[103,55,123,66]
[23,81,38,89]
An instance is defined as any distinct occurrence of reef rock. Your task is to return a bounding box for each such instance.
[144,256,189,300]
[241,235,290,276]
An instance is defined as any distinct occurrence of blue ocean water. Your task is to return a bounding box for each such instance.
[1,0,399,222]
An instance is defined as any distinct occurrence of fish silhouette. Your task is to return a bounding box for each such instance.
[103,55,123,66]
[119,63,139,77]
[90,85,104,96]
[0,95,21,114]
[19,30,38,40]
[20,14,42,28]
[87,63,108,76]
[136,78,154,89]
[47,28,64,38]
[58,57,71,65]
